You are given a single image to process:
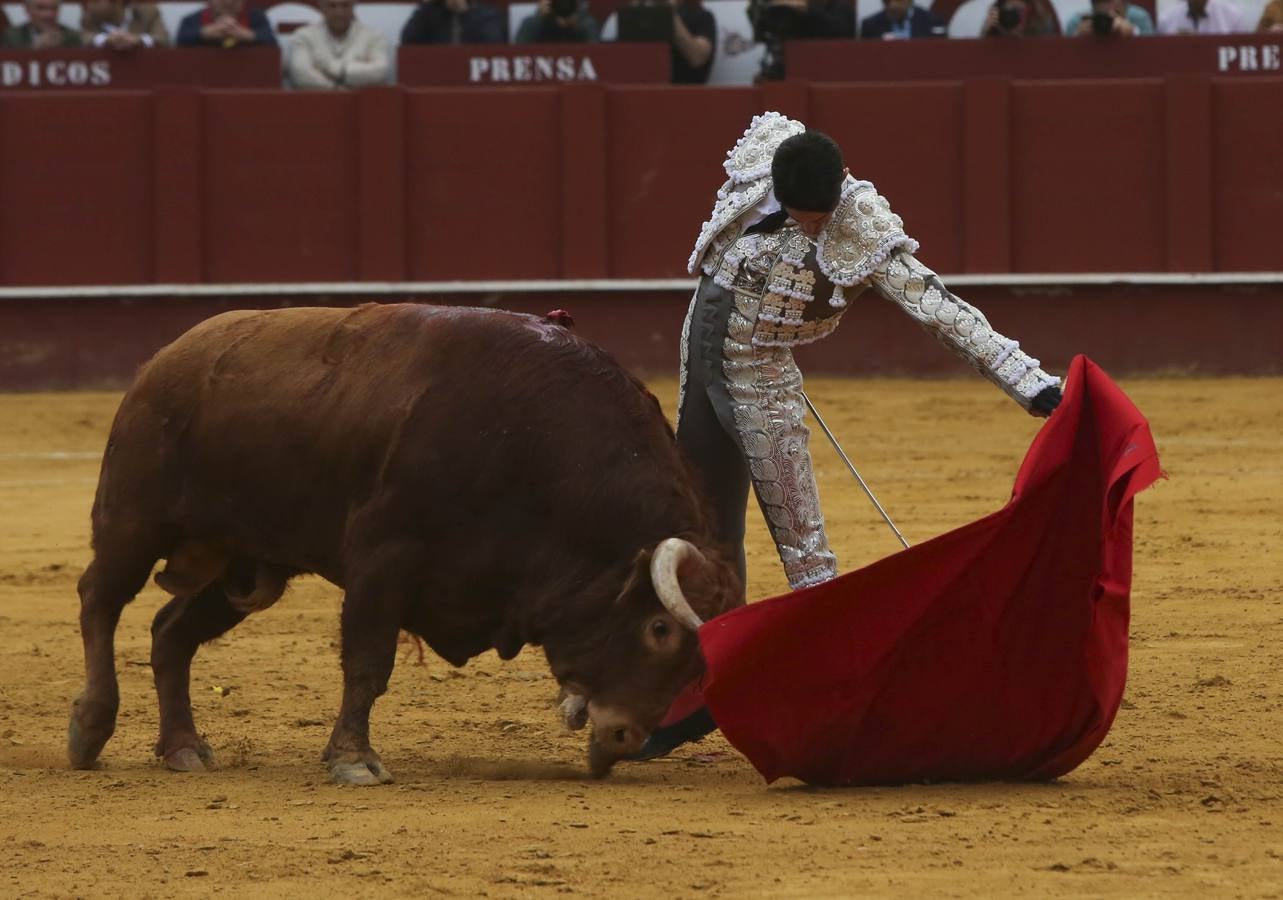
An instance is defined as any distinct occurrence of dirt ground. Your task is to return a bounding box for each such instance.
[1,375,1281,898]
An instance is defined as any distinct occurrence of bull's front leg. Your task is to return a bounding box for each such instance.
[323,586,402,786]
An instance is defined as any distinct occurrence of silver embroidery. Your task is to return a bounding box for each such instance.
[719,279,838,589]
[723,111,806,183]
[689,179,771,276]
[676,288,698,431]
[868,250,1061,409]
[816,178,919,286]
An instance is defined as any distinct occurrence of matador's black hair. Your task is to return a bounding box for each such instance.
[771,131,845,213]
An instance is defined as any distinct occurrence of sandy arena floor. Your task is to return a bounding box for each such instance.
[1,375,1281,898]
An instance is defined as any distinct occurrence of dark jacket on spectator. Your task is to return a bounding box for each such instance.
[515,3,600,43]
[2,22,83,46]
[400,0,506,44]
[860,5,942,37]
[672,1,716,84]
[749,0,854,39]
[176,7,276,46]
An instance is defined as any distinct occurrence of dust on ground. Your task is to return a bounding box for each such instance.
[1,378,1281,897]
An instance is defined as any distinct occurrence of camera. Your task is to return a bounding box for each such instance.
[1090,10,1114,33]
[996,0,1024,30]
[753,3,807,42]
[550,0,577,17]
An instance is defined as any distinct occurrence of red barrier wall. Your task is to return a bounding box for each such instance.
[2,78,1283,287]
[2,283,1279,390]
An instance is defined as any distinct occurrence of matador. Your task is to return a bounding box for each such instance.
[679,112,1063,594]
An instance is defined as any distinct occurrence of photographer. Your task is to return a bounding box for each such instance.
[609,0,716,84]
[749,0,853,80]
[1065,0,1153,36]
[982,0,1060,36]
[400,0,505,45]
[515,0,600,42]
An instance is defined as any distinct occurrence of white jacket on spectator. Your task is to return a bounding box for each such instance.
[286,19,390,89]
[1157,0,1244,32]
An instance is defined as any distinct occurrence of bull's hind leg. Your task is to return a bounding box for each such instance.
[322,585,403,786]
[69,545,159,769]
[150,582,248,772]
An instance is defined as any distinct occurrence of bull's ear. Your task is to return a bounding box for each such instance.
[612,548,652,609]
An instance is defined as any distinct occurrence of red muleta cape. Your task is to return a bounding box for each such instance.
[698,355,1161,786]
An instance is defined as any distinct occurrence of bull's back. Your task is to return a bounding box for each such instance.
[103,306,493,557]
[100,302,688,579]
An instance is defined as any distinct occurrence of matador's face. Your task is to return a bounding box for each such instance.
[784,208,832,239]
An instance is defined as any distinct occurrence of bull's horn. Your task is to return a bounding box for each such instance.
[650,538,706,632]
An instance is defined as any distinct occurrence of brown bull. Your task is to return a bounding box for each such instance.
[68,303,742,783]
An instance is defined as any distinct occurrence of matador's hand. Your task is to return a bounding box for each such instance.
[1029,384,1062,417]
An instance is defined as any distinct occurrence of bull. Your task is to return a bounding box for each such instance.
[68,303,742,783]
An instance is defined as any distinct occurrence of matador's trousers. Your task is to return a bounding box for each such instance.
[677,277,838,592]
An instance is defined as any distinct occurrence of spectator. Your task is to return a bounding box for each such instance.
[1158,0,1242,31]
[399,0,506,44]
[1064,0,1153,35]
[176,0,276,46]
[860,0,944,38]
[286,0,390,88]
[515,0,600,42]
[605,0,715,83]
[2,0,82,47]
[749,0,851,79]
[666,0,716,83]
[982,0,1060,35]
[1260,0,1283,30]
[81,0,170,49]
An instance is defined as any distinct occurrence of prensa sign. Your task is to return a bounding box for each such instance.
[1216,44,1282,72]
[399,43,669,87]
[467,54,600,83]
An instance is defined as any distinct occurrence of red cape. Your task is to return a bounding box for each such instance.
[698,356,1161,786]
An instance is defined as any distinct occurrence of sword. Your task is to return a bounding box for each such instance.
[803,392,911,550]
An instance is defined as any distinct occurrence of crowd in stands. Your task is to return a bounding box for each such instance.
[1,0,1280,83]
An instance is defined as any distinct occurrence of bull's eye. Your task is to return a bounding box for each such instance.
[644,616,676,652]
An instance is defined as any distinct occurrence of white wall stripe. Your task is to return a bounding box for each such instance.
[2,273,1282,301]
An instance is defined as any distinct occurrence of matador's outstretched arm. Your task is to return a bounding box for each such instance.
[868,250,1062,415]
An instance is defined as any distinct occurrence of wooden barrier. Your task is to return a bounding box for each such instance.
[0,77,1282,286]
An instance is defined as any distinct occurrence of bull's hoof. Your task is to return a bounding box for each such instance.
[329,758,393,786]
[67,695,117,769]
[163,742,217,773]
